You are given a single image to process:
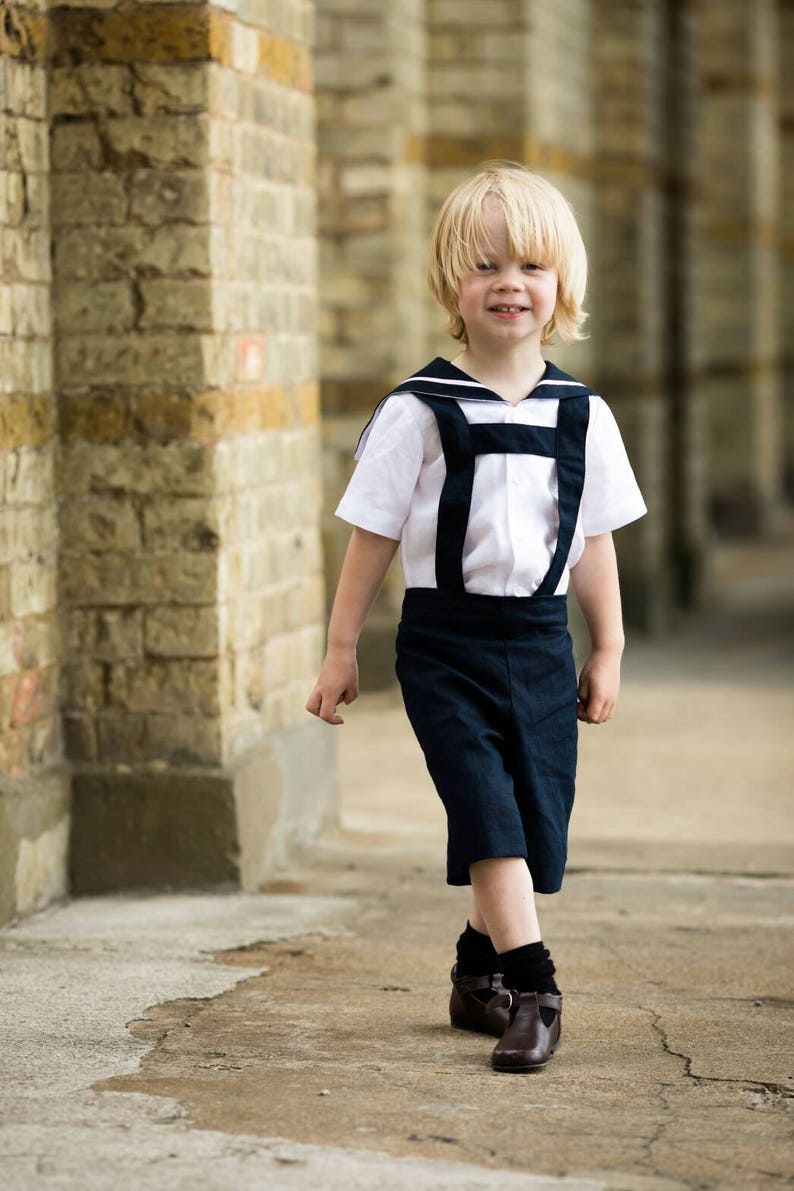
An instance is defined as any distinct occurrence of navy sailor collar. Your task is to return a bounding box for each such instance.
[354,356,596,459]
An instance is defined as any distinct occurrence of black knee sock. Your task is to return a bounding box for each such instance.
[455,921,499,978]
[498,940,560,1026]
[498,940,559,993]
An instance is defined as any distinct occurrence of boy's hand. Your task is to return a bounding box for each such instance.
[305,648,359,725]
[576,648,621,724]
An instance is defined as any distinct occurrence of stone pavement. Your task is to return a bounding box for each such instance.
[1,529,793,1190]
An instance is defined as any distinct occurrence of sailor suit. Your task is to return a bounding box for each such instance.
[335,356,648,893]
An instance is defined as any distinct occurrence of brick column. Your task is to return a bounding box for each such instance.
[315,0,426,683]
[426,0,594,377]
[426,0,531,322]
[695,0,783,534]
[52,0,335,894]
[0,5,69,923]
[780,0,794,501]
[661,1,709,609]
[589,0,675,631]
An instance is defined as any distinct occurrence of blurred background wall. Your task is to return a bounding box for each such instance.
[1,0,790,923]
[319,0,792,676]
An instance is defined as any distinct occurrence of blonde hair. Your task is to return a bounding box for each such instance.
[427,161,589,347]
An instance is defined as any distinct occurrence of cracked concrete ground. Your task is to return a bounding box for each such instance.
[1,529,793,1190]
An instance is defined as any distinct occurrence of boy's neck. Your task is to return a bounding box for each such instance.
[449,342,548,405]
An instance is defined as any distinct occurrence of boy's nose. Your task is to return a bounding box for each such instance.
[494,279,524,294]
[495,264,524,287]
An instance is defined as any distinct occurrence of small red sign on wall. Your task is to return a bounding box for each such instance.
[238,336,265,382]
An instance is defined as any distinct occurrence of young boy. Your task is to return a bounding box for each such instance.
[306,161,647,1072]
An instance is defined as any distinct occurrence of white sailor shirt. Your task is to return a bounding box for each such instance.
[335,357,648,598]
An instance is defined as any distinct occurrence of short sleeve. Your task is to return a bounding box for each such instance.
[580,395,648,536]
[334,396,424,541]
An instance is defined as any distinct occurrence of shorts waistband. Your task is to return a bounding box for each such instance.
[400,586,568,635]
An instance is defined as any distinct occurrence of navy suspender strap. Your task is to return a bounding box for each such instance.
[533,394,590,596]
[415,394,473,592]
[413,391,590,596]
[468,424,556,456]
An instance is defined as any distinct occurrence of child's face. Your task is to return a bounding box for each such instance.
[456,199,558,353]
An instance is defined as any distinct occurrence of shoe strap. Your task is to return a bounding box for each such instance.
[450,964,501,992]
[533,991,562,1010]
[487,988,562,1015]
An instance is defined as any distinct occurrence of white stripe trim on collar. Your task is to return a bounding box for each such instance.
[403,375,587,390]
[535,379,586,388]
[403,375,488,389]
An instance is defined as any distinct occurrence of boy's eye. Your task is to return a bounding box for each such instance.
[474,261,544,272]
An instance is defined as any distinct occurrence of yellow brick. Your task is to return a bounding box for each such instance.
[109,659,219,716]
[50,6,213,65]
[61,496,141,553]
[0,396,54,450]
[146,713,221,763]
[208,8,233,65]
[0,6,48,66]
[60,394,129,444]
[424,134,525,167]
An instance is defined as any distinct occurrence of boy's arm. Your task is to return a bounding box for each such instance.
[305,525,399,725]
[568,531,625,724]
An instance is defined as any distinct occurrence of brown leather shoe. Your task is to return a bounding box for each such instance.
[449,963,511,1037]
[490,989,563,1071]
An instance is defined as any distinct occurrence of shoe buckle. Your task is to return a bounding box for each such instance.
[486,989,514,1015]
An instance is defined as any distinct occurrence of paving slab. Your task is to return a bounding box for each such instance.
[0,892,611,1191]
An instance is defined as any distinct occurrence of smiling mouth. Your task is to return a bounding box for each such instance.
[489,305,528,313]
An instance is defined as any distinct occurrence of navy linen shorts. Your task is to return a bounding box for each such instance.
[395,587,579,894]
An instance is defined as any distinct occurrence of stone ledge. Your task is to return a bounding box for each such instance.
[68,718,337,894]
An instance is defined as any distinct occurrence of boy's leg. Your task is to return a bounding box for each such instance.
[469,857,541,950]
[471,857,562,1068]
[470,856,559,1000]
[467,897,489,935]
[461,858,541,975]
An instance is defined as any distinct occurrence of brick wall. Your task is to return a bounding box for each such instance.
[49,0,334,897]
[0,2,69,922]
[208,0,323,761]
[50,18,220,774]
[695,0,782,533]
